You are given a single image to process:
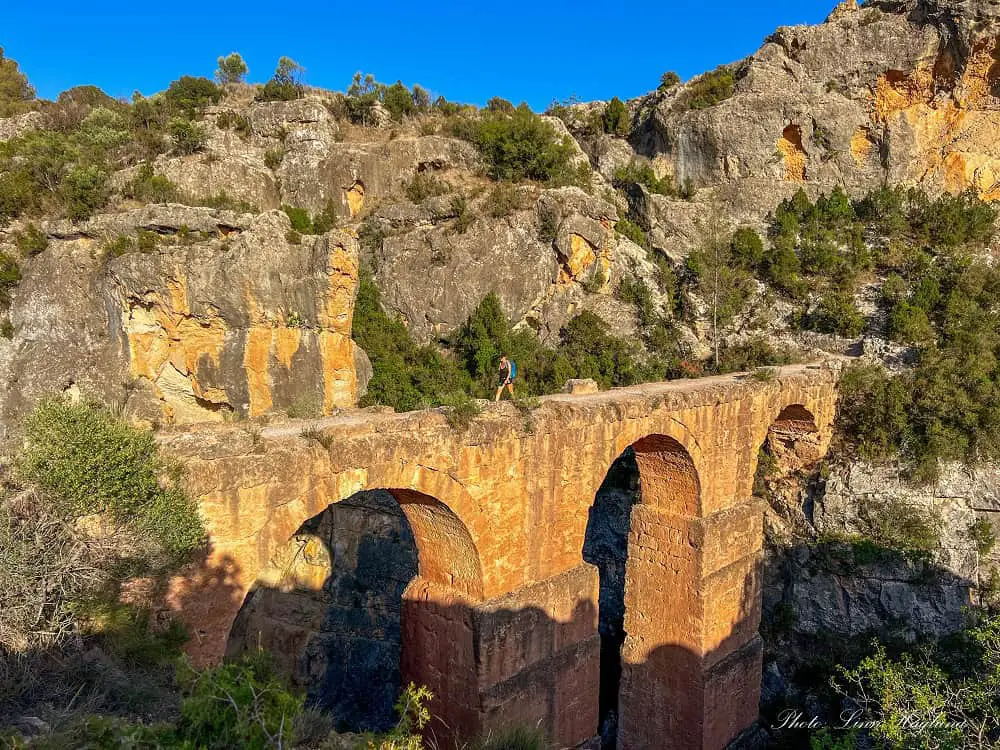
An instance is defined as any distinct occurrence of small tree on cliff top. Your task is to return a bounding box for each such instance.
[0,47,36,117]
[216,52,248,85]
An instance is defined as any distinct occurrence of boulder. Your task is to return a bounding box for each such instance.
[563,378,599,395]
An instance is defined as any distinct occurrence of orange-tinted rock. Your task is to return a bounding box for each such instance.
[111,212,363,423]
[160,363,840,749]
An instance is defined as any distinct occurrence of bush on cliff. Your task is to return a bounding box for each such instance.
[0,250,21,307]
[612,159,676,196]
[352,274,471,411]
[831,613,1000,749]
[452,104,578,184]
[603,96,629,135]
[163,76,221,116]
[0,47,36,118]
[256,57,305,103]
[680,66,735,110]
[19,398,205,565]
[1,399,205,724]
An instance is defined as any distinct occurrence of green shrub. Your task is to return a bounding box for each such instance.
[19,399,205,562]
[538,204,560,242]
[887,301,934,343]
[616,276,655,327]
[173,653,303,749]
[718,336,796,373]
[405,171,450,202]
[856,496,941,553]
[263,148,284,170]
[0,250,21,306]
[125,162,180,203]
[163,76,221,115]
[615,217,647,247]
[681,66,735,110]
[485,182,527,217]
[486,96,515,114]
[0,169,37,224]
[310,200,339,234]
[353,274,471,411]
[833,614,1000,750]
[382,80,416,121]
[0,47,36,117]
[282,204,313,233]
[835,363,910,462]
[603,96,629,135]
[0,316,12,338]
[967,518,997,557]
[805,291,865,337]
[613,159,675,195]
[659,71,681,91]
[556,311,643,389]
[137,230,159,253]
[61,164,109,221]
[256,57,305,102]
[215,110,251,138]
[105,234,136,256]
[730,226,764,268]
[441,391,482,430]
[15,222,47,256]
[168,118,207,155]
[684,240,756,328]
[453,104,577,183]
[345,71,380,125]
[450,194,473,234]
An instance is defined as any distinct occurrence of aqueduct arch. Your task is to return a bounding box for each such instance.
[225,488,484,736]
[163,364,841,750]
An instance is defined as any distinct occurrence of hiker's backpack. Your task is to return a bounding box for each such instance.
[509,360,517,380]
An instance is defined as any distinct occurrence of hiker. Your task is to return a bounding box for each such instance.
[495,355,516,402]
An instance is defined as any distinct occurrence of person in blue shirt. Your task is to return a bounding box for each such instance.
[494,355,516,402]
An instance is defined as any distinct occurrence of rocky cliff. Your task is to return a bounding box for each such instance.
[0,207,363,434]
[3,1,1000,431]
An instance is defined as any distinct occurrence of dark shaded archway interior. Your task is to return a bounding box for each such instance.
[226,490,419,732]
[582,447,640,750]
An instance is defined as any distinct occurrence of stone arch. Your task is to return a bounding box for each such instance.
[390,489,484,600]
[225,487,481,735]
[584,433,703,749]
[630,434,702,516]
[755,402,824,533]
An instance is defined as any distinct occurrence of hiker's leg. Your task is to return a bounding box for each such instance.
[507,382,514,398]
[494,385,503,401]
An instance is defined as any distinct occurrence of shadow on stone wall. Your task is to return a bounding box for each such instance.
[758,536,976,748]
[225,491,418,732]
[161,530,775,750]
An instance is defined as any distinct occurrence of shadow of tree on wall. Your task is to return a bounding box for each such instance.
[226,491,418,732]
[155,522,976,750]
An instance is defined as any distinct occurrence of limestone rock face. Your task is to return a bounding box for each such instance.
[279,135,480,218]
[563,0,1000,261]
[0,207,363,434]
[372,186,630,343]
[816,461,1000,582]
[0,111,45,142]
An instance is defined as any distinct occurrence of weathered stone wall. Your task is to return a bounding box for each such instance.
[226,491,417,731]
[0,207,365,436]
[159,363,840,749]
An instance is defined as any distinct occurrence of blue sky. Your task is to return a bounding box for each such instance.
[5,0,834,110]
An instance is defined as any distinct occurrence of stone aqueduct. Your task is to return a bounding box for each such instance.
[160,363,840,750]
